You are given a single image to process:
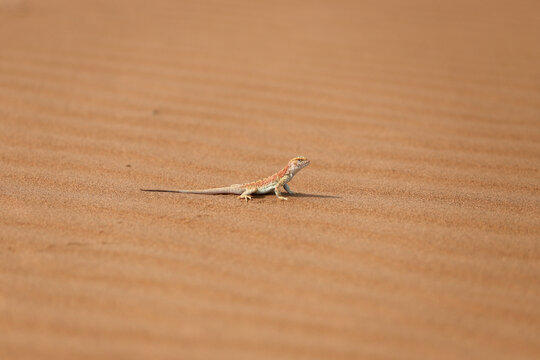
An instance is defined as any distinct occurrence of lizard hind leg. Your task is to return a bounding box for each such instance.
[238,188,257,202]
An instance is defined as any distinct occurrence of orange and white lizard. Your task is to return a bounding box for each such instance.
[141,156,310,201]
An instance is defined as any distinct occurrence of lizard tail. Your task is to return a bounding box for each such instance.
[140,186,244,195]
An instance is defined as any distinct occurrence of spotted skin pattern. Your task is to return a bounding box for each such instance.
[141,157,310,201]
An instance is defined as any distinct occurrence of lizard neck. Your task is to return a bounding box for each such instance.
[277,164,291,179]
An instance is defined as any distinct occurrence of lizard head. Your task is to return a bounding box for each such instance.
[287,156,310,175]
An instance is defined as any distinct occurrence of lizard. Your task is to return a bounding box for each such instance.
[141,156,310,201]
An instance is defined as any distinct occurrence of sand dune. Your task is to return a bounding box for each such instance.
[1,0,539,359]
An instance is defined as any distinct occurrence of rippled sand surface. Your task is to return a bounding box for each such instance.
[1,1,539,359]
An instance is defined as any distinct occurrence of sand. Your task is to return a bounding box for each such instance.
[1,0,539,359]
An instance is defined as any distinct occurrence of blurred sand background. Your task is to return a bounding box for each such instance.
[1,0,539,359]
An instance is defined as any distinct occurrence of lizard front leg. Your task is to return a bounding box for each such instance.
[274,179,290,201]
[238,188,256,202]
[283,184,295,195]
[274,186,288,200]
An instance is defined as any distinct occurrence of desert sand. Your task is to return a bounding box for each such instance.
[1,0,539,359]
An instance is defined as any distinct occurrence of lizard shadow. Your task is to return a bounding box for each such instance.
[292,193,341,199]
[260,192,341,199]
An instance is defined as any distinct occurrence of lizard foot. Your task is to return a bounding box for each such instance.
[278,196,288,201]
[238,195,252,202]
